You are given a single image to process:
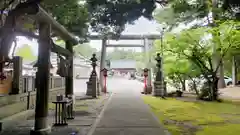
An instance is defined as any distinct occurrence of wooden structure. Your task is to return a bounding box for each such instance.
[110,60,137,74]
[0,1,79,134]
[52,96,74,126]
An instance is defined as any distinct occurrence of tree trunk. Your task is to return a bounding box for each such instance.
[218,59,226,88]
[211,0,225,89]
[232,56,237,85]
[212,76,219,101]
[192,80,199,95]
[181,79,186,91]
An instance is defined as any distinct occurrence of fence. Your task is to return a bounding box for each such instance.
[0,75,65,119]
[22,75,65,93]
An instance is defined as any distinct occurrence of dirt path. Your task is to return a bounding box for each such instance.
[219,86,240,100]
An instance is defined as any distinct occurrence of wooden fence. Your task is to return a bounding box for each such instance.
[0,76,65,119]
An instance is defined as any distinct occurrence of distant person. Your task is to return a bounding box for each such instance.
[130,72,136,79]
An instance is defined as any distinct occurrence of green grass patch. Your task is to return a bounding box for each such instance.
[143,96,240,135]
[48,103,55,110]
[165,125,182,135]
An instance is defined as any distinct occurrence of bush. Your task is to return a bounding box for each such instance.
[167,90,183,97]
[198,82,211,100]
[176,90,183,97]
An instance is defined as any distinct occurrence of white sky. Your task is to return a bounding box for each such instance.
[90,17,162,52]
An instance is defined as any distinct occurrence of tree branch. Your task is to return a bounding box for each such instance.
[155,0,168,6]
[214,24,234,73]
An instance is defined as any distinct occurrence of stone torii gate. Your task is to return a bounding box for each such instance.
[89,34,160,91]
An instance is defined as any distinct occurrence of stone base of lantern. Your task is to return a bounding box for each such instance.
[153,81,164,97]
[141,85,152,94]
[86,72,97,98]
[86,81,92,96]
[97,79,100,96]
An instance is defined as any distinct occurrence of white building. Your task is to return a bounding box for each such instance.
[4,53,96,78]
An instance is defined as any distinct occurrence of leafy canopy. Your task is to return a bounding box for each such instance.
[85,0,166,35]
[42,0,89,37]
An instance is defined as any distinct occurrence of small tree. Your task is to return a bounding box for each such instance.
[164,56,201,94]
[165,21,240,101]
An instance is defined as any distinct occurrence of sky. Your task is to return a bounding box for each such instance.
[90,17,162,52]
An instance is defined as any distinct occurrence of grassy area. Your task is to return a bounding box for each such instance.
[143,96,240,135]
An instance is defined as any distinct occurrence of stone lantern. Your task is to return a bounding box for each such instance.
[141,68,152,94]
[155,53,162,81]
[86,53,98,98]
[90,53,98,75]
[153,53,164,97]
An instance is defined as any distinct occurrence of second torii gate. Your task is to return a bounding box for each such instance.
[89,34,161,91]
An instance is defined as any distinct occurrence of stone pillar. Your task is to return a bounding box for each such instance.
[11,56,23,94]
[97,79,100,96]
[65,41,73,97]
[160,29,166,93]
[232,56,237,85]
[30,22,51,135]
[218,60,226,88]
[99,39,107,91]
[86,81,92,96]
[91,73,97,98]
[153,53,164,97]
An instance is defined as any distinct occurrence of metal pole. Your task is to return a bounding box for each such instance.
[144,38,152,86]
[160,28,166,95]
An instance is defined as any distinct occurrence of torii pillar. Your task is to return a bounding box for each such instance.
[143,38,152,87]
[31,22,51,135]
[65,41,73,97]
[99,38,107,92]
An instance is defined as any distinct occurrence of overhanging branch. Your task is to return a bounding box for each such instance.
[155,0,168,5]
[15,28,72,57]
[32,6,79,45]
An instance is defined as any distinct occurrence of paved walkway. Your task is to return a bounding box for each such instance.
[91,89,166,135]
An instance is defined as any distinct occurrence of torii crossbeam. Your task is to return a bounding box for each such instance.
[89,34,160,40]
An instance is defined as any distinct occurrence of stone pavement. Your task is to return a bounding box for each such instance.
[90,89,167,135]
[0,94,110,135]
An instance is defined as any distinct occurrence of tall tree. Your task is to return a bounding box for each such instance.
[42,0,89,37]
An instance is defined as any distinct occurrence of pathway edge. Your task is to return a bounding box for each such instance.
[140,95,171,135]
[86,92,114,135]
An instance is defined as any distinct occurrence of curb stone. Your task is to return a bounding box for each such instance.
[140,95,171,135]
[86,92,114,135]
